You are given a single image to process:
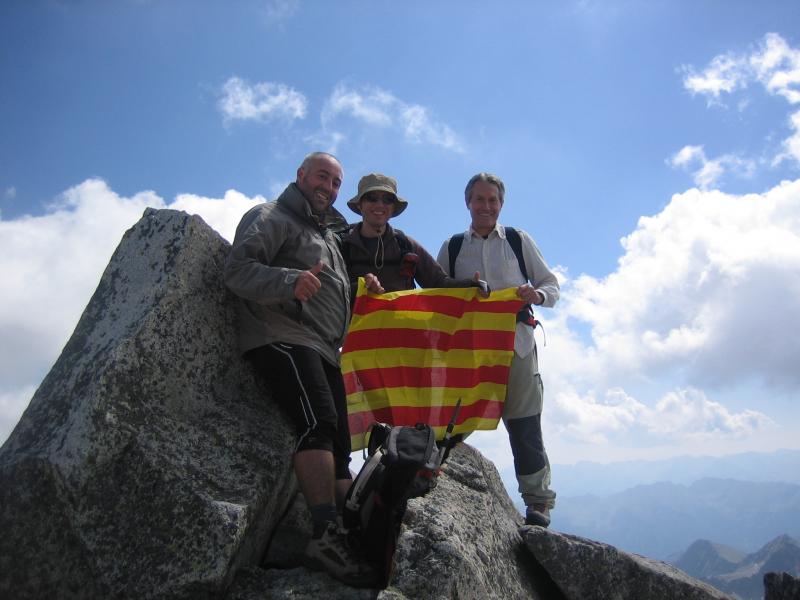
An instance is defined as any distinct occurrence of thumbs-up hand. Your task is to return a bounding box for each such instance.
[294,261,324,302]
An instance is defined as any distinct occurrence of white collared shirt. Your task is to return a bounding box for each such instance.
[437,224,559,357]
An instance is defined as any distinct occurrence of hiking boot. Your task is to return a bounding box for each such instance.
[525,504,551,528]
[303,522,379,588]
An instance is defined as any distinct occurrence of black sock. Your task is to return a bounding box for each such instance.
[310,503,337,538]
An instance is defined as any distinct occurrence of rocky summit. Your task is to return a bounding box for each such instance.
[0,208,747,599]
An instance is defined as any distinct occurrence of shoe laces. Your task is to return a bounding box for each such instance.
[324,523,359,557]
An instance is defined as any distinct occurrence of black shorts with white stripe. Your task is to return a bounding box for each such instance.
[246,343,352,480]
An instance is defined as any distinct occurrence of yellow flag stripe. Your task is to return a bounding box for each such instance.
[341,348,514,373]
[346,382,508,409]
[346,310,514,334]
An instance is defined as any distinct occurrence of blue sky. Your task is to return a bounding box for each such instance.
[2,1,800,483]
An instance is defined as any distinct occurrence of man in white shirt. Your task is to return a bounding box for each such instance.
[437,172,560,527]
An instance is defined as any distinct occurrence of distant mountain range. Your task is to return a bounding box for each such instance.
[551,448,800,496]
[551,477,800,559]
[499,448,800,597]
[672,535,800,600]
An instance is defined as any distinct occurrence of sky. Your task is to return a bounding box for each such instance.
[2,1,800,487]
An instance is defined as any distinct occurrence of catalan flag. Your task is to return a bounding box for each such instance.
[342,278,524,450]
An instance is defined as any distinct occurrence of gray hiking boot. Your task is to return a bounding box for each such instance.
[525,504,551,528]
[303,522,379,588]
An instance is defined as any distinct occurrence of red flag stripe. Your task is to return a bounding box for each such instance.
[347,399,504,433]
[342,328,516,353]
[354,294,522,318]
[344,365,511,392]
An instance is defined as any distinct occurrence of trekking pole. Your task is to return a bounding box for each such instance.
[437,398,463,469]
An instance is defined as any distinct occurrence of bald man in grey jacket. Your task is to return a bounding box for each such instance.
[225,152,382,587]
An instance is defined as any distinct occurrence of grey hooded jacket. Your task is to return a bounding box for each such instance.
[224,183,351,366]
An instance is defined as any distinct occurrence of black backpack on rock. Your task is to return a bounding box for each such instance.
[343,404,461,586]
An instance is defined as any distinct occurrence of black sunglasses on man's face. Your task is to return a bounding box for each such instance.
[362,193,396,205]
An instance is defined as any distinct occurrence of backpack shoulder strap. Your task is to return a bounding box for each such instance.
[504,227,529,282]
[336,222,358,263]
[393,228,413,257]
[447,233,465,277]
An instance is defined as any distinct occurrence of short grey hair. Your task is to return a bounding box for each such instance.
[299,151,341,172]
[464,172,505,204]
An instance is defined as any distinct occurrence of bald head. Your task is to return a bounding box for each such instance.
[296,152,343,214]
[299,151,341,173]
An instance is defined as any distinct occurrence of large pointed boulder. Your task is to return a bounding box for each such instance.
[0,208,296,599]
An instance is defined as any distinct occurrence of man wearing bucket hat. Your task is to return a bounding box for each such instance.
[225,152,381,587]
[340,173,486,302]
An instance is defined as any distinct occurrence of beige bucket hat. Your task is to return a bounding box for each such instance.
[347,173,408,216]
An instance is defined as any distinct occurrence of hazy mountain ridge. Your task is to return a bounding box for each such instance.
[672,539,745,579]
[551,448,800,496]
[673,534,800,600]
[553,477,800,559]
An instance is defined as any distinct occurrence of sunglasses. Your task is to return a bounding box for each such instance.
[362,193,396,205]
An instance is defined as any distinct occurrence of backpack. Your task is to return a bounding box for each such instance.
[343,405,461,585]
[447,227,539,328]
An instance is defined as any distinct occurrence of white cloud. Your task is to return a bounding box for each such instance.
[401,105,462,151]
[680,33,800,167]
[171,190,264,242]
[215,79,463,154]
[4,187,15,200]
[555,179,800,391]
[682,32,800,105]
[669,144,704,167]
[0,179,265,445]
[321,83,465,153]
[646,388,772,439]
[667,144,756,189]
[218,76,307,124]
[549,385,771,445]
[749,32,800,105]
[323,85,394,127]
[550,386,647,444]
[682,53,749,102]
[773,109,800,167]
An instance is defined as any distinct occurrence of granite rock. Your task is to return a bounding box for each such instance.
[764,571,800,600]
[0,209,296,599]
[522,526,733,600]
